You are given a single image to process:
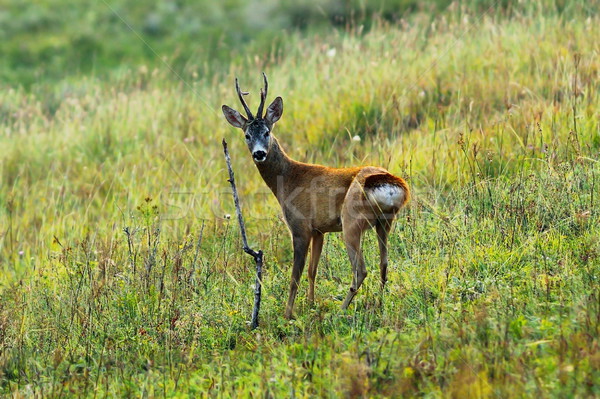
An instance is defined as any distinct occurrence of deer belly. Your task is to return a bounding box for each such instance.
[311,198,345,232]
[280,202,342,233]
[314,216,343,233]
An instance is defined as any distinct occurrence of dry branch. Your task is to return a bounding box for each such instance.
[222,138,264,330]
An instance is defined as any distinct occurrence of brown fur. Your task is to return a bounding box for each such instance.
[254,136,409,318]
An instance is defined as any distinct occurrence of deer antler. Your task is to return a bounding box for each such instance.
[235,78,253,120]
[256,72,268,119]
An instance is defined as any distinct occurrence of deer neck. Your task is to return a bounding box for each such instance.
[255,136,294,198]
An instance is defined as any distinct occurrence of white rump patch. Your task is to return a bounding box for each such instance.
[366,184,405,210]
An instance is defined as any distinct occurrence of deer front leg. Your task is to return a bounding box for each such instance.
[285,233,310,319]
[341,220,368,310]
[308,231,324,304]
[376,218,393,289]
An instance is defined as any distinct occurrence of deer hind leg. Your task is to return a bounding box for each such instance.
[341,218,369,310]
[376,217,394,289]
[308,231,324,304]
[285,232,310,319]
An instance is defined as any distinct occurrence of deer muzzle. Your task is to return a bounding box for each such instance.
[253,150,267,163]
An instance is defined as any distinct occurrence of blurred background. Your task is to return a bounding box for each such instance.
[0,0,582,87]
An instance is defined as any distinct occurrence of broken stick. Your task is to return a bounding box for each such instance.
[222,138,264,330]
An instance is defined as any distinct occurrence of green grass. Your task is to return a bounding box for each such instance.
[1,2,600,397]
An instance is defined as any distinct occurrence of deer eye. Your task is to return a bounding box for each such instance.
[245,134,250,140]
[264,131,270,138]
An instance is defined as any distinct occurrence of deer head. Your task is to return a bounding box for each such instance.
[222,73,283,163]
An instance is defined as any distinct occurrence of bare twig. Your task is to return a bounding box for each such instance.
[188,221,205,284]
[123,226,136,275]
[222,138,264,330]
[144,227,161,291]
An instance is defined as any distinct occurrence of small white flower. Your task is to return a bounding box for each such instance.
[352,135,361,142]
[326,48,336,58]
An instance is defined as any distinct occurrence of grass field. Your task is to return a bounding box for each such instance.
[1,1,599,397]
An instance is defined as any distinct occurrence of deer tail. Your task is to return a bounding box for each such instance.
[363,172,410,211]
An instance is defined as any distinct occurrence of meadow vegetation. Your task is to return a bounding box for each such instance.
[0,0,599,397]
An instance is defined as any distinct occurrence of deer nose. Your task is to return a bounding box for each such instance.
[253,150,267,162]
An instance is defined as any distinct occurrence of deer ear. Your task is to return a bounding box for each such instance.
[265,96,283,124]
[222,105,247,128]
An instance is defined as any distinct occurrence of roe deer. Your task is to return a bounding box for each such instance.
[222,74,409,319]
